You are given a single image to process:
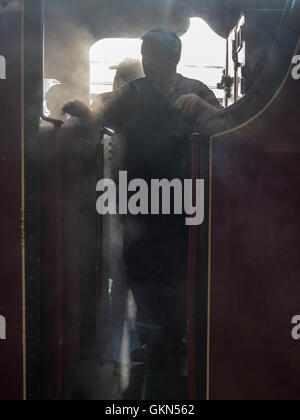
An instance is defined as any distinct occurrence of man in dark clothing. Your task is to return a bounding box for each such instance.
[63,27,221,363]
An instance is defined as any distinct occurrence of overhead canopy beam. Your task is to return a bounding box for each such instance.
[45,0,286,39]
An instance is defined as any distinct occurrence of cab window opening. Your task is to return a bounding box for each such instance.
[90,18,226,106]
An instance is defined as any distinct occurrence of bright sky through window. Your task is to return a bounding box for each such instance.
[90,18,226,100]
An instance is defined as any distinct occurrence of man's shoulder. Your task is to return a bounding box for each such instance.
[177,74,222,109]
[177,74,210,93]
[113,77,147,99]
[130,77,147,85]
[126,77,147,90]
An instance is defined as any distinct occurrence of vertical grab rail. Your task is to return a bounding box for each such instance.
[54,124,63,400]
[41,116,64,400]
[187,134,200,400]
[187,133,209,400]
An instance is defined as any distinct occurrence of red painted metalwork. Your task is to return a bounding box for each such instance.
[0,9,24,400]
[208,42,300,400]
[54,126,63,400]
[187,136,201,400]
[40,126,83,399]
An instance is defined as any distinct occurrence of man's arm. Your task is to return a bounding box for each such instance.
[176,93,220,117]
[175,81,222,120]
[62,82,134,132]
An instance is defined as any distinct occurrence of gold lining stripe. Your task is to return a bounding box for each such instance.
[213,38,300,139]
[206,138,213,401]
[21,1,26,401]
[206,37,300,401]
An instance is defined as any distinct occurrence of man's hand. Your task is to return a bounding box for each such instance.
[62,100,91,119]
[176,94,218,118]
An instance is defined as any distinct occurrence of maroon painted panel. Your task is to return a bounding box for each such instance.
[209,45,300,400]
[0,9,24,400]
[39,126,82,400]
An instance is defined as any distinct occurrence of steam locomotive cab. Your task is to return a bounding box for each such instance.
[1,0,300,401]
